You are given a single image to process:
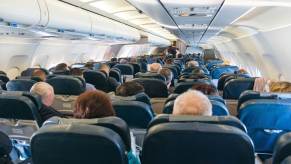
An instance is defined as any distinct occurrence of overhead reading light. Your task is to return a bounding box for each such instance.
[171,7,217,17]
[179,24,208,30]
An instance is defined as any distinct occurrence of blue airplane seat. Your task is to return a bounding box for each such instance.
[273,132,291,164]
[239,99,291,155]
[6,79,37,92]
[174,80,214,94]
[113,64,134,75]
[83,70,109,92]
[135,72,165,82]
[31,124,127,164]
[46,76,85,95]
[141,121,254,164]
[211,65,239,79]
[223,78,255,99]
[132,78,168,98]
[109,69,122,82]
[112,100,154,129]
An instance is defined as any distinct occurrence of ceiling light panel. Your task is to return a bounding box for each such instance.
[90,0,135,13]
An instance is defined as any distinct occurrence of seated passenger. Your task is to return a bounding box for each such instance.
[70,68,96,91]
[158,68,173,89]
[84,62,94,70]
[73,90,140,163]
[116,81,144,97]
[191,83,219,96]
[148,63,162,73]
[269,81,291,92]
[30,82,65,122]
[55,63,69,72]
[99,64,120,92]
[119,59,128,64]
[186,60,199,68]
[32,69,47,81]
[173,90,212,116]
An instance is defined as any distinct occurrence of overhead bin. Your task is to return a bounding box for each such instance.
[147,33,171,46]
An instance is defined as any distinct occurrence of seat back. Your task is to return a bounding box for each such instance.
[273,132,291,164]
[113,101,154,128]
[129,63,141,74]
[0,75,9,84]
[142,122,254,164]
[47,76,85,95]
[239,99,291,154]
[211,65,239,79]
[0,92,42,126]
[132,78,168,98]
[223,78,255,99]
[51,95,78,112]
[6,79,36,91]
[135,72,165,81]
[109,69,122,82]
[174,80,213,94]
[31,124,127,164]
[113,64,134,75]
[111,92,151,106]
[0,131,12,158]
[83,70,108,92]
[163,66,178,79]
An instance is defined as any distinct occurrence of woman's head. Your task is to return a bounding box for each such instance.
[74,90,115,119]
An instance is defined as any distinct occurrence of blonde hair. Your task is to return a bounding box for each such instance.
[148,63,162,73]
[173,90,212,116]
[269,81,291,93]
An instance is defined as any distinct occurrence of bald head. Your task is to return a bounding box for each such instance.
[148,63,162,73]
[173,90,212,116]
[30,82,55,106]
[187,60,199,68]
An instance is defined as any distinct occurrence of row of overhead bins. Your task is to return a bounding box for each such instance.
[0,0,171,46]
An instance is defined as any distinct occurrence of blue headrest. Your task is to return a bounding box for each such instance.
[135,72,165,81]
[211,66,239,79]
[31,124,127,164]
[109,69,121,82]
[0,91,43,126]
[132,78,168,98]
[129,63,141,74]
[0,75,9,84]
[149,114,246,132]
[43,116,131,151]
[174,80,213,94]
[111,92,151,106]
[6,79,36,91]
[0,131,12,157]
[142,122,254,164]
[112,101,154,128]
[139,61,147,73]
[83,70,109,92]
[217,74,236,91]
[206,60,224,69]
[223,78,255,99]
[273,132,291,164]
[47,76,85,95]
[162,99,229,116]
[113,64,134,75]
[239,99,291,153]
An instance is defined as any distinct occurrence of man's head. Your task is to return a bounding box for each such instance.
[187,60,199,68]
[159,68,173,88]
[55,63,68,71]
[119,59,128,64]
[99,64,110,76]
[30,82,55,106]
[173,90,212,116]
[70,68,83,77]
[32,69,46,81]
[116,81,145,97]
[148,63,162,73]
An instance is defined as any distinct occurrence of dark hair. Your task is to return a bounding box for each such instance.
[32,69,46,81]
[84,62,94,70]
[191,83,219,96]
[159,68,173,84]
[116,81,144,97]
[74,90,115,119]
[70,68,83,76]
[55,63,68,71]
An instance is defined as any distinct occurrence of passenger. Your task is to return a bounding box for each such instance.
[165,58,174,65]
[269,81,291,92]
[235,68,248,75]
[173,90,212,116]
[30,82,65,122]
[99,64,120,92]
[70,68,96,91]
[187,60,199,68]
[148,63,162,73]
[84,62,94,70]
[32,69,47,81]
[158,68,173,89]
[55,63,69,72]
[111,58,117,62]
[116,81,144,97]
[192,83,219,96]
[73,90,140,164]
[119,59,128,64]
[130,58,137,63]
[73,90,115,118]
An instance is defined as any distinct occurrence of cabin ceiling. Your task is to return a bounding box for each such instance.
[59,0,266,46]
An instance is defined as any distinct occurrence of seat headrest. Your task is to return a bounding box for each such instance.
[113,101,154,128]
[109,69,121,82]
[43,116,131,151]
[6,79,36,91]
[135,72,165,81]
[133,78,168,98]
[0,131,12,157]
[0,92,42,126]
[273,132,291,164]
[142,122,254,164]
[223,78,255,99]
[174,80,214,94]
[211,65,239,79]
[46,76,85,95]
[31,124,127,164]
[211,100,229,116]
[0,75,9,83]
[113,64,134,75]
[150,114,246,132]
[111,92,151,106]
[83,70,109,91]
